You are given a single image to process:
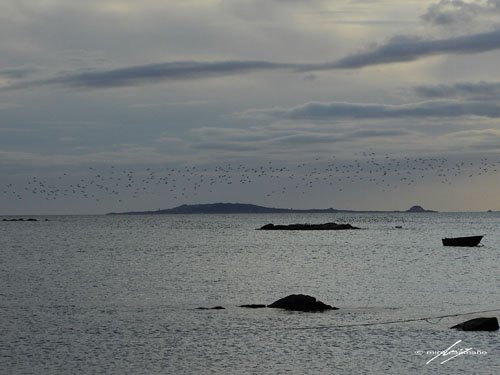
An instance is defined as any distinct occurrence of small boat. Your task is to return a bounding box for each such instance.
[442,235,483,247]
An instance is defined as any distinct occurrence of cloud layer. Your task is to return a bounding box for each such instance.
[6,61,300,90]
[5,27,500,90]
[332,28,500,69]
[2,0,500,213]
[422,0,500,26]
[241,100,500,120]
[414,81,500,99]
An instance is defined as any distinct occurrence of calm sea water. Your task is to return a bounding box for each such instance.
[0,212,499,374]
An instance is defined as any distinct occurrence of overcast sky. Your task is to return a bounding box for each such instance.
[1,0,500,214]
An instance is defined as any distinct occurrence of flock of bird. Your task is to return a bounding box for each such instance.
[2,152,499,205]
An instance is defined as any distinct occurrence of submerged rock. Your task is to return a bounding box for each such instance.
[258,222,359,230]
[240,304,267,309]
[268,294,338,312]
[451,317,499,331]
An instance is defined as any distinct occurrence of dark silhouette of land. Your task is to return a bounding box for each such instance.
[107,202,436,215]
[406,205,436,212]
[258,222,360,230]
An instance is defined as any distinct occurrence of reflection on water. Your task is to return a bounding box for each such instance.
[0,213,499,374]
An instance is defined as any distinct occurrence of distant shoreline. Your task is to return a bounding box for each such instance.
[106,203,438,215]
[3,209,499,216]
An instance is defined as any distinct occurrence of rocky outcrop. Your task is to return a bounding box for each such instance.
[451,317,499,331]
[2,218,39,222]
[196,306,225,310]
[259,222,360,230]
[267,294,338,312]
[405,205,436,213]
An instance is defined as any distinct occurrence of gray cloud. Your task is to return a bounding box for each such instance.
[6,60,300,90]
[414,81,500,99]
[0,65,41,79]
[190,122,414,152]
[441,128,500,150]
[6,27,500,90]
[191,126,278,141]
[422,0,485,25]
[241,100,500,120]
[422,0,500,26]
[330,28,500,69]
[192,140,267,152]
[0,102,21,110]
[347,129,410,138]
[274,129,410,144]
[274,133,341,144]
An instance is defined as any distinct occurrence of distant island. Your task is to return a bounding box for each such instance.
[406,205,436,213]
[107,203,436,215]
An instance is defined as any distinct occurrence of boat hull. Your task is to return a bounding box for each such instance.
[442,236,483,247]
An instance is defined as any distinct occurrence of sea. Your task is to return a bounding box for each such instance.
[0,212,499,374]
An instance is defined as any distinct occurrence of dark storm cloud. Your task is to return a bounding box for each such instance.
[414,81,500,99]
[243,100,500,120]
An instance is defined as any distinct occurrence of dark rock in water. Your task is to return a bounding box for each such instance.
[240,304,267,309]
[258,222,360,230]
[2,218,38,222]
[268,294,338,312]
[451,317,499,331]
[196,306,225,310]
[260,223,275,230]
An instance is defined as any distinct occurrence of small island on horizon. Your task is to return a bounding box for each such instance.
[106,203,437,215]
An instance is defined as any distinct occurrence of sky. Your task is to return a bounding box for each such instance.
[1,0,500,214]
